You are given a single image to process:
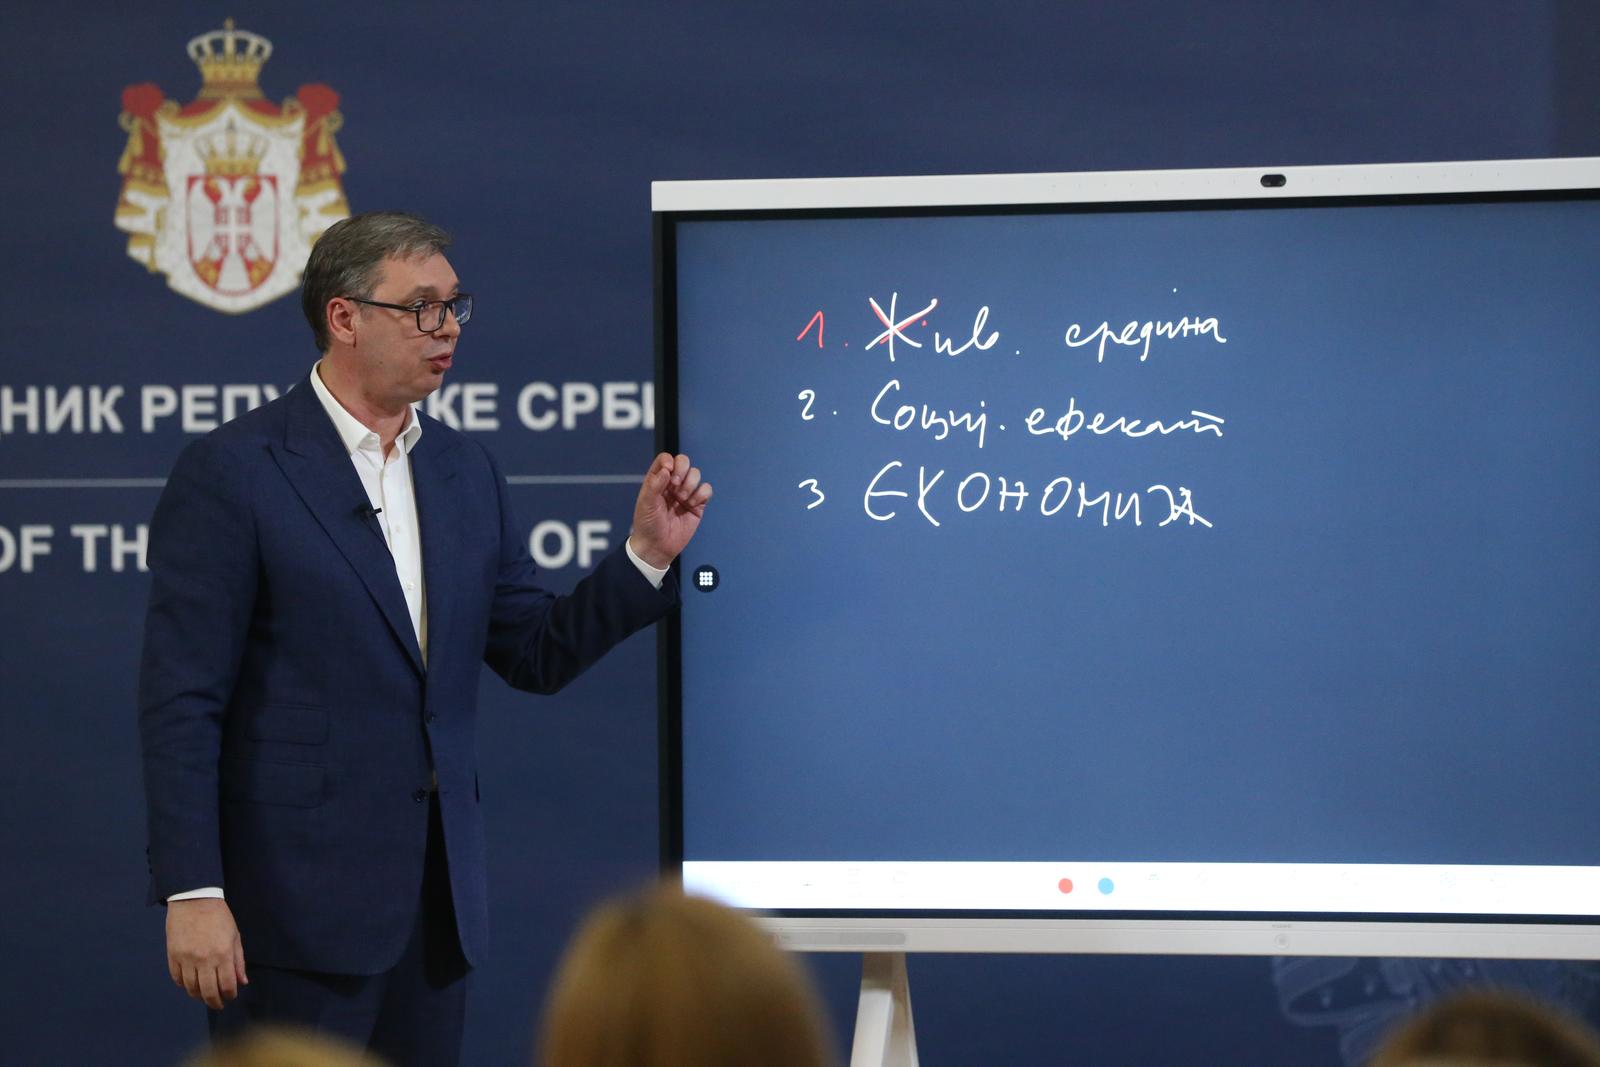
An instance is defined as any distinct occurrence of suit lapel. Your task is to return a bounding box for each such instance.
[270,383,426,676]
[409,422,462,672]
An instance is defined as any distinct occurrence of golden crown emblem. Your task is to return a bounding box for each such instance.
[196,120,268,177]
[187,19,271,100]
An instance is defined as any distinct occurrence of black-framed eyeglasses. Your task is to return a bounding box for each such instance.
[345,293,473,333]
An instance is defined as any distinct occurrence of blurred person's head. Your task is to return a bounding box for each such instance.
[1369,989,1600,1067]
[180,1026,386,1067]
[538,883,834,1067]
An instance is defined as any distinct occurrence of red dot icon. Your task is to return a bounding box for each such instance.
[1058,878,1074,894]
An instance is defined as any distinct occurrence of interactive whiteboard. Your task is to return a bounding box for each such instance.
[655,160,1600,957]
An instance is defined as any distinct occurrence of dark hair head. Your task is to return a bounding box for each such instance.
[1370,989,1600,1067]
[300,212,451,352]
[181,1025,384,1067]
[538,883,834,1067]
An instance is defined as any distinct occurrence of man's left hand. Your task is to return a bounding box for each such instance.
[630,452,712,570]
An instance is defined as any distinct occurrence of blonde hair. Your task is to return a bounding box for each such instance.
[538,883,834,1067]
[1369,990,1600,1067]
[181,1027,387,1067]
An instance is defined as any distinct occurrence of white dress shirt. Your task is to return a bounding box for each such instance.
[310,362,429,661]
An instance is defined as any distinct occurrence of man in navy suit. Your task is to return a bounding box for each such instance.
[138,212,711,1065]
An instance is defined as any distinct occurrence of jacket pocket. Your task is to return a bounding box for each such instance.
[221,757,325,807]
[242,703,328,745]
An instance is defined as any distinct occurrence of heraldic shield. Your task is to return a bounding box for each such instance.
[114,20,350,314]
[187,172,280,297]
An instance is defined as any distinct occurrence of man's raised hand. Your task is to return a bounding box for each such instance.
[630,452,712,570]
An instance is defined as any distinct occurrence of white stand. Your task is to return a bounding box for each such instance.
[850,952,919,1067]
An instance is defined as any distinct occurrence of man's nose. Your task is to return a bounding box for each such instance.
[436,307,462,338]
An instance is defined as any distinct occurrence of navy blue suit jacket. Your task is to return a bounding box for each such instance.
[138,379,674,975]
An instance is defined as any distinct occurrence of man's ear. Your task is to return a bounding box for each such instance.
[326,297,359,347]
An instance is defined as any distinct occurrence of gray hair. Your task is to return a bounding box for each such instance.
[301,212,452,352]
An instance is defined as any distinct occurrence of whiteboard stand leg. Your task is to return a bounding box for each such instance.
[850,952,919,1067]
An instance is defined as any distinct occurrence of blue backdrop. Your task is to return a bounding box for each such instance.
[1,2,1597,1065]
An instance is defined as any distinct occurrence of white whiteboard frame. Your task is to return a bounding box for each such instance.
[653,157,1600,212]
[763,917,1600,960]
[655,156,1600,958]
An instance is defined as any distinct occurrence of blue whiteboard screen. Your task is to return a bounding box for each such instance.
[665,191,1600,916]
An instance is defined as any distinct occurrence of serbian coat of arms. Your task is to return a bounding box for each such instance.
[114,20,350,314]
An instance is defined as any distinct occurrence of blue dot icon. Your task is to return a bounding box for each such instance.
[1098,877,1115,895]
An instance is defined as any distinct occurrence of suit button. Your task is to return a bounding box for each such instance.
[426,713,437,725]
[412,789,428,803]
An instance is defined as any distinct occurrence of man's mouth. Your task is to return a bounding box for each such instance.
[428,352,453,371]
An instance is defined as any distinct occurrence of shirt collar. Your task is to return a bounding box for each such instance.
[309,360,423,456]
